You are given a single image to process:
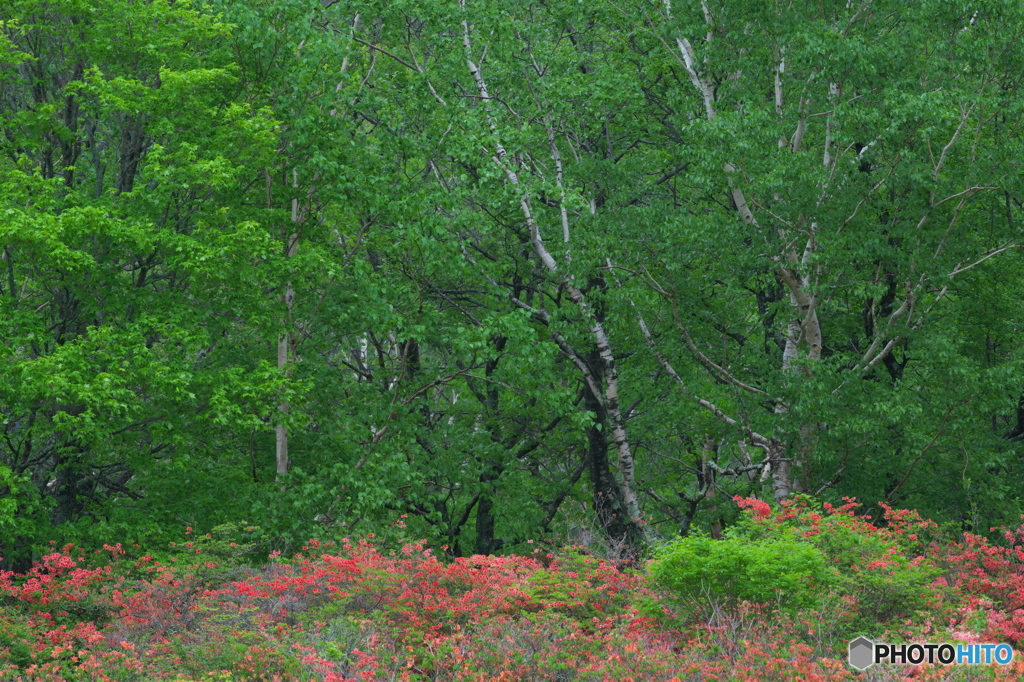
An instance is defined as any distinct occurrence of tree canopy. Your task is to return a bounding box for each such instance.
[2,0,1023,567]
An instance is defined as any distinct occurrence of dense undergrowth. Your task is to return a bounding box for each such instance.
[3,498,1024,681]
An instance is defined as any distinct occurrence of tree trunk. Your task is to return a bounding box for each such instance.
[583,349,645,560]
[275,169,303,482]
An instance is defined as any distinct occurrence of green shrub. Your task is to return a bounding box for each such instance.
[167,522,265,587]
[729,496,947,639]
[648,534,829,616]
[524,547,632,622]
[0,611,34,669]
[808,520,943,635]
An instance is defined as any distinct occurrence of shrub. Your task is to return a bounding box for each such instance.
[8,514,1024,682]
[0,610,34,669]
[648,533,830,618]
[730,496,946,639]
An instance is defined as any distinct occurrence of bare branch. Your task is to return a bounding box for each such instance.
[636,304,770,447]
[676,37,717,120]
[884,406,954,504]
[949,243,1023,277]
[933,100,978,182]
[934,185,998,207]
[543,113,571,245]
[352,36,421,73]
[551,332,605,406]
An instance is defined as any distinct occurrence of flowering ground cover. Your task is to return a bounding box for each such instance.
[4,499,1024,681]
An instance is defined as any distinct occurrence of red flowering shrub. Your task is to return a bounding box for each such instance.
[729,495,947,640]
[4,503,1024,680]
[939,520,1024,646]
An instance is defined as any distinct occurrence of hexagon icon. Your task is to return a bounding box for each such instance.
[848,637,875,671]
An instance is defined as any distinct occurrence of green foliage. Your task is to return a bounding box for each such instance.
[182,522,264,564]
[649,534,829,616]
[0,464,47,558]
[0,610,34,669]
[648,496,948,644]
[801,524,940,633]
[165,522,266,589]
[2,0,1024,568]
[728,496,946,639]
[524,548,633,622]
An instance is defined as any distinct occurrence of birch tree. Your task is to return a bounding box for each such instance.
[6,0,1024,561]
[304,0,1024,546]
[625,0,1024,509]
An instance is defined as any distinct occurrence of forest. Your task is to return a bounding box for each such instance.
[6,1,1024,680]
[2,0,1024,570]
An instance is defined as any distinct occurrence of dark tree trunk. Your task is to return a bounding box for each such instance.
[474,461,504,555]
[583,349,643,560]
[1005,390,1024,442]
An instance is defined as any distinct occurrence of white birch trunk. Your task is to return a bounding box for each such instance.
[276,171,303,482]
[671,12,825,501]
[461,13,646,536]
